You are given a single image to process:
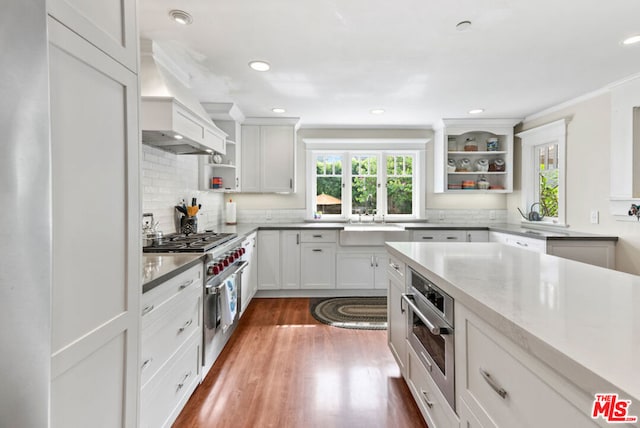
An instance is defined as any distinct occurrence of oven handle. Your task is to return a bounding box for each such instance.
[401,293,450,336]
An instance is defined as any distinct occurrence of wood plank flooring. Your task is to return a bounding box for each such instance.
[173,298,428,428]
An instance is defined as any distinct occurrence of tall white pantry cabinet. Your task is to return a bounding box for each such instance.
[48,0,141,427]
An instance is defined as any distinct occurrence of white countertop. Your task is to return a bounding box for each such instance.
[386,242,640,402]
[142,253,203,292]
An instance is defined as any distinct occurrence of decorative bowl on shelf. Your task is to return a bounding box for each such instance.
[475,159,489,172]
[456,158,471,172]
[211,153,223,164]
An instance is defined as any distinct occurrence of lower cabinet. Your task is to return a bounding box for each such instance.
[407,345,459,428]
[281,230,302,289]
[140,263,203,428]
[337,250,387,289]
[387,255,407,375]
[412,229,489,243]
[257,230,281,290]
[489,231,616,268]
[301,243,336,289]
[456,303,602,428]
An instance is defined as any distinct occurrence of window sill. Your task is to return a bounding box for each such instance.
[520,220,569,230]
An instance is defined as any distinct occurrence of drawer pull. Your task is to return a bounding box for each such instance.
[480,368,508,399]
[312,234,323,238]
[421,236,434,240]
[420,389,434,408]
[178,279,194,290]
[446,236,458,240]
[312,249,323,252]
[141,358,153,370]
[176,371,192,391]
[515,241,528,247]
[389,263,403,276]
[141,305,154,316]
[178,319,193,333]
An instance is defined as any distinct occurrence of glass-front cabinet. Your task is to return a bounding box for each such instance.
[434,119,520,193]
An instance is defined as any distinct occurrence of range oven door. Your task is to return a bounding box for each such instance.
[403,290,455,410]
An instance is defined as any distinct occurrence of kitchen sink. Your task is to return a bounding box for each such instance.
[343,223,406,232]
[340,223,409,246]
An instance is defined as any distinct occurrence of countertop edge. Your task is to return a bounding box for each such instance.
[142,255,204,293]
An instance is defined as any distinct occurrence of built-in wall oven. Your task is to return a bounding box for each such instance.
[402,268,455,410]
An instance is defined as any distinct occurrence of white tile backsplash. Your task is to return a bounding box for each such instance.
[425,209,508,223]
[142,145,224,233]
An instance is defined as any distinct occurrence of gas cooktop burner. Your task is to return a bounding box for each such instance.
[143,231,237,253]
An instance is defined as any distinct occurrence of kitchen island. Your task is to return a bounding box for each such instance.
[386,241,639,427]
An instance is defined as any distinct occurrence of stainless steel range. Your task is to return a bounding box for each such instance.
[143,230,247,378]
[142,231,237,253]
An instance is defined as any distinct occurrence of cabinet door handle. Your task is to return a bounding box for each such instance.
[141,358,153,370]
[290,178,293,189]
[141,305,154,316]
[400,296,405,314]
[312,249,323,252]
[421,236,434,240]
[374,256,379,267]
[236,177,239,187]
[176,371,192,391]
[296,233,300,245]
[177,319,193,334]
[420,389,434,408]
[480,368,508,399]
[178,279,194,291]
[467,233,471,242]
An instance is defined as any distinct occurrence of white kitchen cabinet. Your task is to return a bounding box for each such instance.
[489,231,616,268]
[301,243,336,289]
[336,250,388,290]
[387,255,407,375]
[412,230,466,242]
[241,119,298,193]
[47,0,138,71]
[281,230,302,289]
[240,232,257,315]
[140,265,203,428]
[407,346,459,428]
[456,303,601,428]
[48,14,140,428]
[200,119,241,192]
[257,230,281,290]
[434,118,519,193]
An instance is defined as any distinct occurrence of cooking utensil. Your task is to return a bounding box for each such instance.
[175,205,187,215]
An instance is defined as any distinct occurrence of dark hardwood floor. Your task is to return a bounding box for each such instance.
[173,298,427,428]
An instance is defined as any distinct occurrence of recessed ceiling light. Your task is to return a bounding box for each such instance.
[370,109,385,115]
[272,108,286,113]
[249,61,271,71]
[622,35,640,45]
[174,134,184,140]
[169,10,193,25]
[456,21,472,31]
[469,109,484,114]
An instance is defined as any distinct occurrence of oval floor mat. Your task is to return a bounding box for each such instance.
[310,297,387,330]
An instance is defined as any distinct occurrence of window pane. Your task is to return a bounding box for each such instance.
[315,155,342,215]
[352,176,377,214]
[386,154,413,215]
[537,143,558,218]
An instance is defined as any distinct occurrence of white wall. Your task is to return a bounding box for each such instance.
[142,145,224,233]
[507,93,640,275]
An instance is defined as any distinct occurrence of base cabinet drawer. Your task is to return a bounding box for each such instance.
[407,346,458,428]
[142,263,202,320]
[141,287,201,387]
[300,230,337,243]
[140,333,201,428]
[457,305,600,428]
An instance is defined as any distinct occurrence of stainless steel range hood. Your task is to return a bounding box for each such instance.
[140,39,226,155]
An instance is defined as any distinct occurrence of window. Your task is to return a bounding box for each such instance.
[517,119,567,225]
[308,149,422,220]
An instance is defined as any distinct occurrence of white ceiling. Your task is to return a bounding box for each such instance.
[139,0,640,127]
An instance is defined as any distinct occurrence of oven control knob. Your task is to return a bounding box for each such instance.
[240,248,246,255]
[228,253,236,263]
[212,265,221,275]
[217,262,225,271]
[235,249,242,258]
[222,258,229,267]
[207,265,215,275]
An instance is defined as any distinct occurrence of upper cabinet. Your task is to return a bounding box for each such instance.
[434,119,520,193]
[199,119,241,192]
[47,0,138,72]
[241,118,299,193]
